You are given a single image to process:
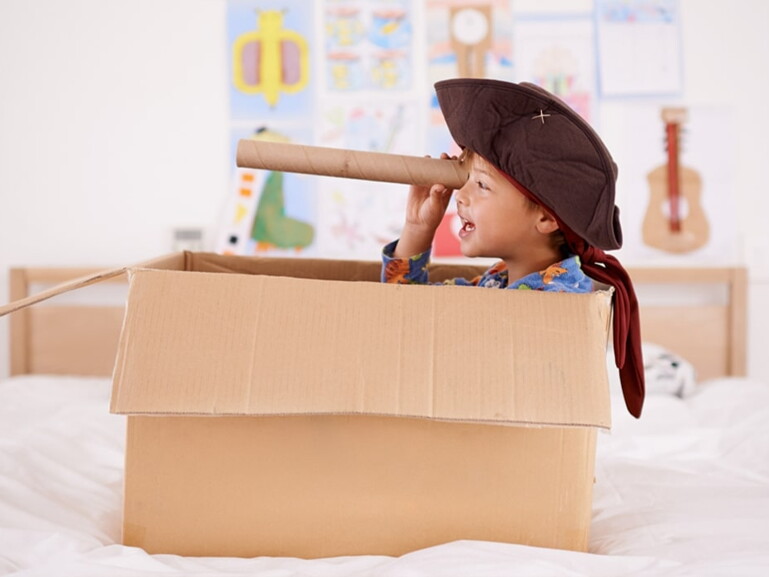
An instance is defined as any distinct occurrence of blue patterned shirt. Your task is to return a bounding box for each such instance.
[381,240,593,293]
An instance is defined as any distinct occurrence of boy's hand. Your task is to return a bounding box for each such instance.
[404,182,453,229]
[394,153,455,258]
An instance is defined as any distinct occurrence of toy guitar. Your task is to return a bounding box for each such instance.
[642,107,709,253]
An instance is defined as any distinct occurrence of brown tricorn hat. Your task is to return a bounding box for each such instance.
[436,78,645,419]
[435,78,622,250]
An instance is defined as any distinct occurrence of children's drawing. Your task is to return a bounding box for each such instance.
[596,0,682,97]
[425,0,513,86]
[320,102,411,154]
[316,179,407,259]
[314,101,417,258]
[643,107,709,253]
[513,16,596,122]
[232,9,309,108]
[325,5,365,47]
[324,0,412,91]
[218,127,316,256]
[250,170,314,250]
[228,0,314,119]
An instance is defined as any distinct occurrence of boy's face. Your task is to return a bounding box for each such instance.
[454,153,557,266]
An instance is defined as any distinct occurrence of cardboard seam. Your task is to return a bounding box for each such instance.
[395,286,406,416]
[429,294,437,419]
[109,275,137,409]
[113,411,608,430]
[244,278,263,414]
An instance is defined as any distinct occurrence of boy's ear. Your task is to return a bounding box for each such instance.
[535,209,560,234]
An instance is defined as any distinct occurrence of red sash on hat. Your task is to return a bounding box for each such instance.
[566,235,645,418]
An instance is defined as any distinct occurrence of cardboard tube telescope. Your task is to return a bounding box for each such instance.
[236,139,469,189]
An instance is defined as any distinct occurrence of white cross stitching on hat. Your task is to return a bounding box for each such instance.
[532,109,551,124]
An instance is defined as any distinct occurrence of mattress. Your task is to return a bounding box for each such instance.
[1,371,768,576]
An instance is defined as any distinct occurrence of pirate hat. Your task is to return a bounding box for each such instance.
[435,78,622,250]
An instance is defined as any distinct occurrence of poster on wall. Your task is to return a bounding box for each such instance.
[611,103,737,265]
[324,0,414,92]
[596,0,683,97]
[310,0,419,259]
[313,101,419,259]
[221,0,319,257]
[228,0,315,120]
[512,15,597,123]
[217,126,317,256]
[425,0,514,88]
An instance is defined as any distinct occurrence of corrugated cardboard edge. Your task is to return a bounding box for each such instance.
[0,266,130,317]
[117,411,609,430]
[0,252,189,318]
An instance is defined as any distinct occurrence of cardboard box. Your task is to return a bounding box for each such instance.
[3,251,613,558]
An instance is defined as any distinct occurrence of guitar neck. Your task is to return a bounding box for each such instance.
[665,120,682,232]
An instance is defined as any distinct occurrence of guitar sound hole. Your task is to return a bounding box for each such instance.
[658,197,689,219]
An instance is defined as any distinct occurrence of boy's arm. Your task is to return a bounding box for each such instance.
[381,241,431,284]
[391,221,442,259]
[381,240,481,287]
[393,155,455,259]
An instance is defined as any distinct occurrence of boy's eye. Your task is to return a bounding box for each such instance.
[476,180,489,190]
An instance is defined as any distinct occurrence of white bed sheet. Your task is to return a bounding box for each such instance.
[1,375,768,577]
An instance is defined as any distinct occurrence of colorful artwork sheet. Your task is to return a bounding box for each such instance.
[228,0,315,120]
[314,100,419,259]
[596,0,683,97]
[324,0,414,92]
[218,125,317,257]
[225,0,318,257]
[425,0,514,87]
[513,15,597,122]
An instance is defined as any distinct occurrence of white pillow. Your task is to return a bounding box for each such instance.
[606,342,697,398]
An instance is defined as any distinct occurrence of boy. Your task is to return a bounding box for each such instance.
[382,79,645,418]
[382,148,593,292]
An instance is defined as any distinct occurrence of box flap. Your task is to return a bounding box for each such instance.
[0,252,191,319]
[111,268,612,428]
[0,266,129,317]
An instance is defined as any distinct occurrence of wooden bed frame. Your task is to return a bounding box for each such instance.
[629,267,747,381]
[8,268,128,377]
[6,265,748,381]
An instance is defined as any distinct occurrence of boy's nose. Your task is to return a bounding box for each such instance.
[454,183,469,204]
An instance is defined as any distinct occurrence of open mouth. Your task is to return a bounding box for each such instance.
[459,217,476,238]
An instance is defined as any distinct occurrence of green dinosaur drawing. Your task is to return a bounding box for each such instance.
[250,170,314,251]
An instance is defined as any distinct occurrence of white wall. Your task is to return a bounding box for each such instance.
[675,0,769,382]
[0,0,230,376]
[1,0,768,381]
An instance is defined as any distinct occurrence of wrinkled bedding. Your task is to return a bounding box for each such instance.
[1,375,768,576]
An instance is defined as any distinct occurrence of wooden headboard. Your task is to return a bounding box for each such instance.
[8,268,128,377]
[6,265,748,381]
[628,267,747,381]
